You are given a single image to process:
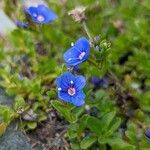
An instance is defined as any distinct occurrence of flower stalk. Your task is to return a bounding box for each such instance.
[82,21,94,44]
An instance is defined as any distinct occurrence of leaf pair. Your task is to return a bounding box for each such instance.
[87,110,121,144]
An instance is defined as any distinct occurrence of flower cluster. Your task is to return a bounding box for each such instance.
[57,37,90,106]
[21,2,90,106]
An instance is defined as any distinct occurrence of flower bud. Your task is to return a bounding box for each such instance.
[145,129,150,139]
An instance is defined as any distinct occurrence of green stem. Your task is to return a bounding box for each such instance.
[88,58,101,70]
[132,118,146,129]
[82,21,94,43]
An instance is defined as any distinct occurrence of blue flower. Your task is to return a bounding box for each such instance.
[56,72,86,106]
[92,76,108,88]
[145,129,150,138]
[64,37,90,66]
[25,4,57,24]
[16,20,28,28]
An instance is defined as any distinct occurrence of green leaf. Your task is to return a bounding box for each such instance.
[98,115,121,144]
[32,102,41,111]
[77,114,89,137]
[108,137,135,150]
[105,117,121,137]
[71,106,84,119]
[80,135,97,149]
[70,143,80,150]
[0,105,14,124]
[67,124,78,139]
[38,112,47,122]
[27,122,37,130]
[125,122,137,145]
[87,116,102,136]
[101,110,116,133]
[51,100,76,123]
[98,137,111,144]
[46,90,56,99]
[14,95,26,111]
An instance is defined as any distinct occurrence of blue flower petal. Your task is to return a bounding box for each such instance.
[64,47,81,66]
[75,75,86,90]
[26,6,40,24]
[71,91,85,106]
[145,129,150,138]
[37,5,57,23]
[56,72,75,90]
[58,91,71,102]
[26,6,38,16]
[64,37,90,66]
[75,37,90,61]
[75,37,90,52]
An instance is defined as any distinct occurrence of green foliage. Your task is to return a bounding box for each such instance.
[80,135,97,149]
[14,96,26,111]
[0,0,150,149]
[0,105,15,124]
[51,100,76,123]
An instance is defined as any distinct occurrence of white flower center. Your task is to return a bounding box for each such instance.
[68,87,76,96]
[79,52,86,60]
[37,15,45,22]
